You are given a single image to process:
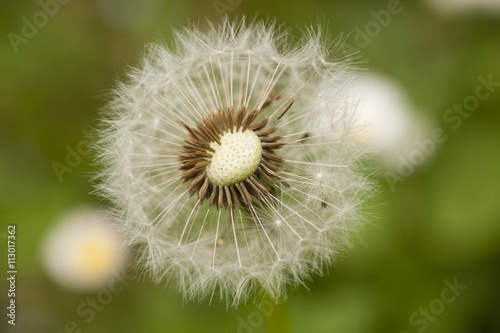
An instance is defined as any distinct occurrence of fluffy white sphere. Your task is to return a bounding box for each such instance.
[96,18,373,306]
[351,73,431,170]
[41,207,128,290]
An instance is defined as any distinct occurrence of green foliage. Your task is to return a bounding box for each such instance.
[1,0,499,332]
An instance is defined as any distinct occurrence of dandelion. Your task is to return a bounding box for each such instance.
[351,73,431,171]
[95,18,373,306]
[41,207,128,291]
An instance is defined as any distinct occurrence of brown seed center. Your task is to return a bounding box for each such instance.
[179,102,292,209]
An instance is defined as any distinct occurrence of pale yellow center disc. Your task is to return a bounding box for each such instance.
[206,129,262,186]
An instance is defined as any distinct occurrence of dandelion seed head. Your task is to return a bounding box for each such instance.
[41,207,128,291]
[95,17,373,306]
[351,73,431,170]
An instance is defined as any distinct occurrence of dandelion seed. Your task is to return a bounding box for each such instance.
[95,18,373,306]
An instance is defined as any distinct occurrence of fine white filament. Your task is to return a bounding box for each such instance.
[95,18,373,306]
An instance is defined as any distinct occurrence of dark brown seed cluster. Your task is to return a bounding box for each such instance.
[179,102,293,209]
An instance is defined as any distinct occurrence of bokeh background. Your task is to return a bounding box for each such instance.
[1,0,500,332]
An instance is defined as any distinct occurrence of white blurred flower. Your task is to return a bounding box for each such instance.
[351,73,429,170]
[423,0,500,16]
[95,18,373,306]
[41,207,127,290]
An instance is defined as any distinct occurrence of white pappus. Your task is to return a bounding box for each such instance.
[94,17,374,307]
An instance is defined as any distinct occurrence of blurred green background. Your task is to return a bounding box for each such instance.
[1,0,500,332]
